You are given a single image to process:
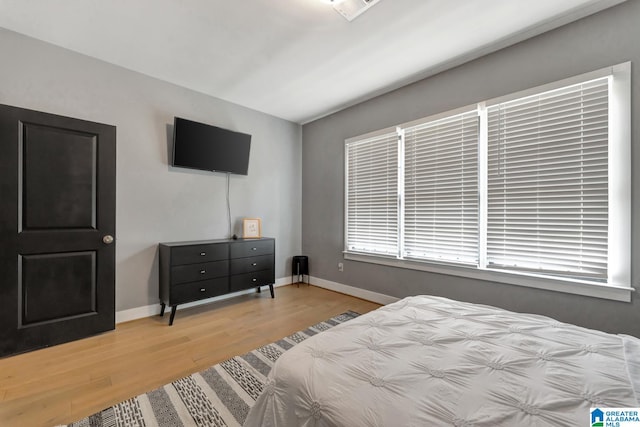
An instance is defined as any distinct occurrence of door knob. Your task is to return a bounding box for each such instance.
[103,235,114,244]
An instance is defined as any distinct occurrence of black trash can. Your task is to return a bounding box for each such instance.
[292,255,309,286]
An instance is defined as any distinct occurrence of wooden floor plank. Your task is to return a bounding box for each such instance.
[0,284,381,427]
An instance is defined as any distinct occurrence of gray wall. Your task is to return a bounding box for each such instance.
[302,0,640,337]
[0,28,302,312]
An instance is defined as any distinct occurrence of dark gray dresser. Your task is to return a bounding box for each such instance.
[159,237,275,325]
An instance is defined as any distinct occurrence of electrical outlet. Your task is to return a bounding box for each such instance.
[338,262,344,272]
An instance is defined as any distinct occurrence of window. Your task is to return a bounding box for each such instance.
[403,110,479,265]
[344,63,631,301]
[486,78,609,281]
[345,129,399,256]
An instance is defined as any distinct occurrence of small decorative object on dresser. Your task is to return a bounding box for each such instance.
[159,237,275,325]
[243,217,262,238]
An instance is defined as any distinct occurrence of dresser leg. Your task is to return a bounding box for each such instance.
[169,305,177,326]
[269,284,274,298]
[160,302,166,317]
[257,286,261,293]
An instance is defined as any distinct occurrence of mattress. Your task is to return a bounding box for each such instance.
[244,295,640,427]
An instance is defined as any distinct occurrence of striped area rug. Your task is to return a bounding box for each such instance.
[62,311,360,427]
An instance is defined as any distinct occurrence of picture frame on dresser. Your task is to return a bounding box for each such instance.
[243,218,261,238]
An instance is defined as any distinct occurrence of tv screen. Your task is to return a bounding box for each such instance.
[172,117,251,175]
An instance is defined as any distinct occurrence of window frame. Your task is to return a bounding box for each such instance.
[343,62,632,302]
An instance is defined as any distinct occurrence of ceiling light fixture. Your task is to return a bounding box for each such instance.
[328,0,382,22]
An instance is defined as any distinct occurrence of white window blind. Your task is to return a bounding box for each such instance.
[486,77,609,280]
[345,130,399,256]
[343,63,630,301]
[404,111,479,264]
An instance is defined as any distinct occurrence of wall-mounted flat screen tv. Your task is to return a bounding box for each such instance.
[172,117,251,175]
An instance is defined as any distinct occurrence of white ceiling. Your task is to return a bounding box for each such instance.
[0,0,627,124]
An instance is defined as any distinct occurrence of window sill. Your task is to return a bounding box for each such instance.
[343,252,633,302]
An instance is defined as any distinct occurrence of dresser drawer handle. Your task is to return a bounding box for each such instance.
[200,288,206,292]
[200,270,206,274]
[252,278,257,282]
[200,252,206,256]
[251,247,258,251]
[252,262,257,266]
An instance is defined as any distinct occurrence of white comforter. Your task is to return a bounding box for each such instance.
[244,296,640,427]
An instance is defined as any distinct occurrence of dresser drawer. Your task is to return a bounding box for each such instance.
[171,260,228,285]
[171,277,229,305]
[230,239,274,259]
[229,254,273,275]
[229,269,275,292]
[171,243,228,265]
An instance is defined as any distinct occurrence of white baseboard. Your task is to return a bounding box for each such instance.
[115,277,291,324]
[309,276,399,305]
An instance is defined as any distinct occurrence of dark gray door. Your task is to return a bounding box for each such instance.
[0,104,116,357]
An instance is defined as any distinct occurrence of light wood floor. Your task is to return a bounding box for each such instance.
[0,284,381,427]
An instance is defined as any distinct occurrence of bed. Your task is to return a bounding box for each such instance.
[243,295,640,427]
